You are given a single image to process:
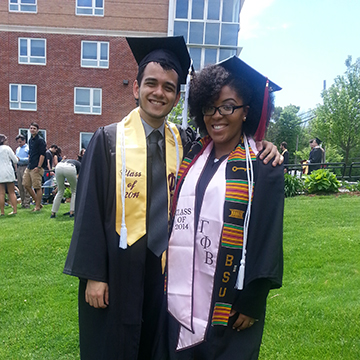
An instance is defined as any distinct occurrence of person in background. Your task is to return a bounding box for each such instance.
[50,159,81,218]
[15,134,31,208]
[44,144,58,171]
[166,57,284,360]
[280,141,289,173]
[77,148,85,163]
[308,137,323,173]
[54,146,64,164]
[23,122,46,212]
[0,134,18,216]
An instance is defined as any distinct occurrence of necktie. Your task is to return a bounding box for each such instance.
[147,130,168,256]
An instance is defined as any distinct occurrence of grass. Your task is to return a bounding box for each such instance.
[0,194,360,359]
[260,194,360,360]
[0,203,79,359]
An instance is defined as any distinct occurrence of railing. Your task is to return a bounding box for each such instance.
[285,162,360,180]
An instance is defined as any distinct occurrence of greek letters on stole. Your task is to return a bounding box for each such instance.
[167,136,256,350]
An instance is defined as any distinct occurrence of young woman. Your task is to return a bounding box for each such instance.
[0,134,18,216]
[166,57,284,360]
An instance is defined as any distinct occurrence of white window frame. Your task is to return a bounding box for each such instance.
[168,0,241,69]
[81,41,109,68]
[9,0,37,13]
[76,0,104,16]
[18,38,46,65]
[74,87,102,115]
[80,132,94,150]
[19,128,46,142]
[9,84,37,111]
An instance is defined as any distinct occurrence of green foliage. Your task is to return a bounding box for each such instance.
[304,169,340,194]
[312,56,360,164]
[167,97,184,125]
[284,174,304,197]
[266,105,302,163]
[64,188,72,199]
[341,180,360,192]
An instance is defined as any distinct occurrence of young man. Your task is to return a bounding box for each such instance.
[308,137,323,173]
[15,134,31,208]
[44,144,58,171]
[22,123,46,212]
[64,37,282,360]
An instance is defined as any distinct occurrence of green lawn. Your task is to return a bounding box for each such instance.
[0,195,359,359]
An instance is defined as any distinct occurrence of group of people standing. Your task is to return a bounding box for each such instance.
[0,122,82,217]
[64,36,285,360]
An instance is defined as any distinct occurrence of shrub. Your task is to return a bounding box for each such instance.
[64,187,72,198]
[284,174,304,197]
[341,180,360,192]
[304,169,340,194]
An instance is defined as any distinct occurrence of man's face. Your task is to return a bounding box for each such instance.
[50,146,57,154]
[133,62,180,128]
[280,144,284,151]
[29,125,39,137]
[17,138,26,147]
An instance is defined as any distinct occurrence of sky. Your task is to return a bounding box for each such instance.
[238,0,360,114]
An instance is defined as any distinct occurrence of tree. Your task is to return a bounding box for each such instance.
[266,105,302,163]
[313,56,360,164]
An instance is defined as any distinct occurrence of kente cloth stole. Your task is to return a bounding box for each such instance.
[167,136,256,350]
[115,107,183,247]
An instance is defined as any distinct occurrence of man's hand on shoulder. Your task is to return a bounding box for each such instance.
[85,280,109,309]
[256,140,283,167]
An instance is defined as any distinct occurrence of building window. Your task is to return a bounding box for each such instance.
[76,0,104,16]
[10,84,37,111]
[9,0,37,13]
[19,128,46,142]
[81,41,109,68]
[74,87,102,115]
[18,38,46,65]
[80,132,94,150]
[169,0,240,69]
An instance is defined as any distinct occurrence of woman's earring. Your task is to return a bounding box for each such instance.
[243,117,247,122]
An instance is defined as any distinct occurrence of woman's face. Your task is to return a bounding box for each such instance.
[204,85,248,157]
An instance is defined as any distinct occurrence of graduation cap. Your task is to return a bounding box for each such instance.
[217,56,281,141]
[315,137,322,144]
[126,36,191,85]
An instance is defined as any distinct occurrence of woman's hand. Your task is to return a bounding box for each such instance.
[230,309,256,331]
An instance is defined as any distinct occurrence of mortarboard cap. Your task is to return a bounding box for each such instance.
[315,137,322,144]
[217,56,281,141]
[126,36,191,85]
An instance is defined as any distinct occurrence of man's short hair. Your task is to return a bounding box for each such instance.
[50,144,58,149]
[281,141,287,149]
[16,134,26,141]
[30,122,39,129]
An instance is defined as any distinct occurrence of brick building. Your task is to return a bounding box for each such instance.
[0,0,244,159]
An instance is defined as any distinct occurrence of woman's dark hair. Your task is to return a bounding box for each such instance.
[189,64,274,137]
[0,134,7,146]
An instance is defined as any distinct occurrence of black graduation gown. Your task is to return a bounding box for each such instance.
[166,153,284,360]
[64,122,195,360]
[308,147,322,173]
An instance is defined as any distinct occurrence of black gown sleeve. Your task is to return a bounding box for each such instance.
[232,156,284,317]
[177,125,199,158]
[63,126,113,283]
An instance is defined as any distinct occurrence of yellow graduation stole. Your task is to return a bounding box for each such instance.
[115,107,183,247]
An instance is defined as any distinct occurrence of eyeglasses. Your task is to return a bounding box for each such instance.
[202,104,246,116]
